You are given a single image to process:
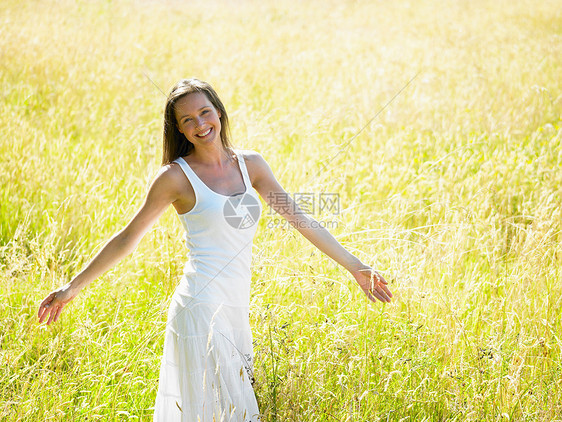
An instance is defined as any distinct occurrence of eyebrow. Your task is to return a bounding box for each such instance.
[179,106,211,120]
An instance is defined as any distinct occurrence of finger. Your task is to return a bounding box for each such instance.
[53,306,63,323]
[39,299,57,322]
[380,284,393,298]
[38,294,55,317]
[378,284,393,302]
[366,287,385,303]
[42,309,51,325]
[372,272,388,285]
[46,308,57,326]
[371,275,392,299]
[39,305,51,323]
[38,306,47,321]
[370,290,387,303]
[366,290,378,303]
[39,309,48,324]
[372,286,391,303]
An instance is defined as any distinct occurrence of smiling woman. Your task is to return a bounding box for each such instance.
[162,79,232,166]
[37,78,392,422]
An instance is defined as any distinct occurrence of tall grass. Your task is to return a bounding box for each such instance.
[1,0,561,420]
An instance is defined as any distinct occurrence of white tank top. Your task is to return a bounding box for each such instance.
[172,149,262,306]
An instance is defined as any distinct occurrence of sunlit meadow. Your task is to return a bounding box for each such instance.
[1,0,561,420]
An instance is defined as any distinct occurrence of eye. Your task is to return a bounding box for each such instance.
[183,117,192,123]
[201,109,209,115]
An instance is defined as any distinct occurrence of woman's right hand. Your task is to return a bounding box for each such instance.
[38,283,81,325]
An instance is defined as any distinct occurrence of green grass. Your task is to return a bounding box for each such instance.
[1,0,561,420]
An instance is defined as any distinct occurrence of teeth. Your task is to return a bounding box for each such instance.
[197,128,211,137]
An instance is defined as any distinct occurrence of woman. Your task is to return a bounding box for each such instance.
[38,78,393,421]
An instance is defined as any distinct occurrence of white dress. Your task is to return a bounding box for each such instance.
[153,150,262,422]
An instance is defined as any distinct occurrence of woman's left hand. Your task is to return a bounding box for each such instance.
[38,283,80,325]
[350,265,393,304]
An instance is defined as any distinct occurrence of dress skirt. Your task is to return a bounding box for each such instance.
[153,290,260,422]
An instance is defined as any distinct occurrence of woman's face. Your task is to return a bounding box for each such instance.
[175,92,222,145]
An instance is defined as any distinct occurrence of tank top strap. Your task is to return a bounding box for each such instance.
[173,157,207,196]
[234,150,253,191]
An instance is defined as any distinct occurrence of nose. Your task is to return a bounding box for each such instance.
[195,115,205,128]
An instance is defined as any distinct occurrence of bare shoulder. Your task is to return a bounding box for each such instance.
[239,149,269,173]
[154,162,186,186]
[238,149,265,164]
[238,149,276,188]
[149,161,193,197]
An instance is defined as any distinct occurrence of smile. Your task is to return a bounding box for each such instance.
[196,128,212,138]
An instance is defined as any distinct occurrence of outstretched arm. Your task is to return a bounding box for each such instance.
[38,164,185,325]
[246,151,392,304]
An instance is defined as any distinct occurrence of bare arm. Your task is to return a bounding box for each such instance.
[38,164,186,325]
[245,151,392,304]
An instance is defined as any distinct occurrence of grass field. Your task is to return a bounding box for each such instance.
[1,0,561,420]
